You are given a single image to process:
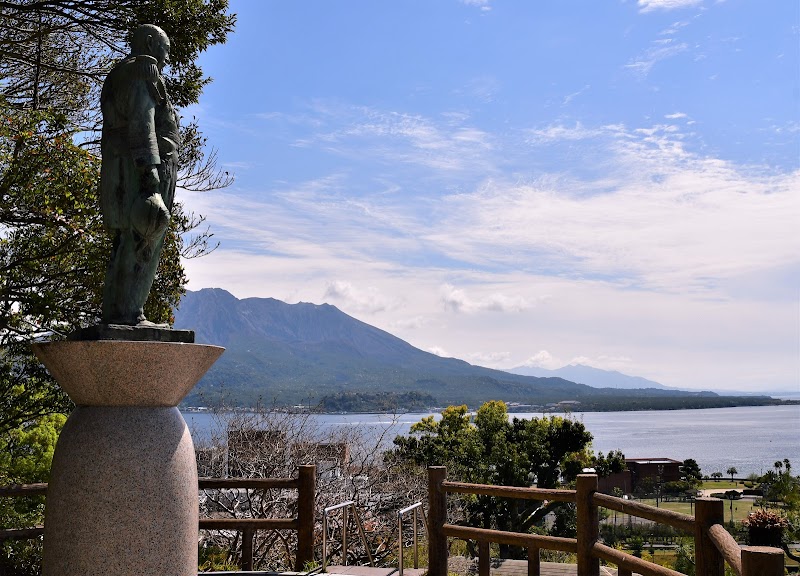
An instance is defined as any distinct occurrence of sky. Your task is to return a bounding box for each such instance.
[178,0,799,393]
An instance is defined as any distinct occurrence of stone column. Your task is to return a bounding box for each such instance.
[32,340,223,576]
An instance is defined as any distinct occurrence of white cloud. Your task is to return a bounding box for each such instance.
[323,281,396,314]
[299,103,495,175]
[521,350,561,370]
[664,112,688,119]
[626,41,690,76]
[467,351,512,366]
[460,0,491,10]
[638,0,702,12]
[440,283,530,314]
[180,106,798,393]
[525,122,601,144]
[427,346,450,357]
[562,85,591,106]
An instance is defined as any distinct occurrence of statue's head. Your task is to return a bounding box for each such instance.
[131,24,170,71]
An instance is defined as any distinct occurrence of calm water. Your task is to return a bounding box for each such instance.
[182,404,799,478]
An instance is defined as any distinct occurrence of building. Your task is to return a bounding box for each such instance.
[625,458,682,493]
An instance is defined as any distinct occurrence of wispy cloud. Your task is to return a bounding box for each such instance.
[562,85,591,106]
[637,0,703,13]
[626,40,690,76]
[295,103,495,176]
[460,0,492,11]
[181,106,798,391]
[324,280,397,314]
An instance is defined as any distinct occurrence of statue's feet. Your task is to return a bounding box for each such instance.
[136,319,170,329]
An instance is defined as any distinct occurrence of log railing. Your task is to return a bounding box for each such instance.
[427,466,784,576]
[0,465,316,572]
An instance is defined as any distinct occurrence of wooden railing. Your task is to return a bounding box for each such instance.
[0,464,316,572]
[427,466,785,576]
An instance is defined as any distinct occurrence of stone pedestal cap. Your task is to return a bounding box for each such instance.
[32,340,224,406]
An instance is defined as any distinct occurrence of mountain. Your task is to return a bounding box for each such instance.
[174,288,593,407]
[507,364,674,390]
[173,289,782,411]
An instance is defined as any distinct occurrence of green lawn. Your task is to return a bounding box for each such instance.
[699,480,747,490]
[607,497,757,523]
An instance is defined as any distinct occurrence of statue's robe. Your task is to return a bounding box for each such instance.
[100,54,180,325]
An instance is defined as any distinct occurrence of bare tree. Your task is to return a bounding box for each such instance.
[195,408,430,572]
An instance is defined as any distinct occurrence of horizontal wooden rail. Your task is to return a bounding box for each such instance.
[707,523,742,576]
[200,517,299,531]
[0,526,44,540]
[0,483,47,497]
[198,477,299,490]
[1,465,316,572]
[428,466,784,576]
[442,480,575,503]
[593,492,695,533]
[593,542,684,576]
[442,523,577,554]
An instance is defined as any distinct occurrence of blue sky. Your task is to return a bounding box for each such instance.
[180,0,799,393]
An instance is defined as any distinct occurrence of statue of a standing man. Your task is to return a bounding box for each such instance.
[100,24,180,325]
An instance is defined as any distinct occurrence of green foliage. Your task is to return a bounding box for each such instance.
[550,502,577,538]
[128,1,236,108]
[0,3,235,573]
[319,391,437,412]
[758,460,799,507]
[680,458,702,487]
[389,401,594,556]
[0,414,65,576]
[0,0,234,429]
[198,543,239,571]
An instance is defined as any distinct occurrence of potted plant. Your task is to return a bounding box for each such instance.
[742,508,788,547]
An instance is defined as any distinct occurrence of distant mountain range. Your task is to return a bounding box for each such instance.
[174,289,783,411]
[507,364,674,390]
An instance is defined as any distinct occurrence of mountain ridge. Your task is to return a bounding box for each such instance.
[173,288,783,411]
[507,364,674,390]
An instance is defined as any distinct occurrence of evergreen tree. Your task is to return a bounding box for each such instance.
[388,401,596,556]
[0,3,236,571]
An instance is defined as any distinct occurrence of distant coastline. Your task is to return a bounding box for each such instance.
[182,393,797,415]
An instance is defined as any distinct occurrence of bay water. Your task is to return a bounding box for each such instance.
[182,404,799,478]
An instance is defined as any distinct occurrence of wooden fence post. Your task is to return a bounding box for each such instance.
[527,546,540,576]
[428,466,448,576]
[694,497,724,576]
[576,474,599,576]
[242,526,255,571]
[295,464,316,571]
[741,546,784,576]
[478,540,490,576]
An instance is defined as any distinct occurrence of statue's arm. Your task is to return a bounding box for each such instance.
[126,74,161,193]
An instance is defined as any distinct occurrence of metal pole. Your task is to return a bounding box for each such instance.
[398,511,404,576]
[322,509,328,572]
[342,505,348,565]
[413,506,419,569]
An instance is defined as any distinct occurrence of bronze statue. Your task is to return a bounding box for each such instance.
[100,24,180,325]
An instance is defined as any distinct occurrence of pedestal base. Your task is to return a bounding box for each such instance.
[43,406,198,576]
[32,340,224,576]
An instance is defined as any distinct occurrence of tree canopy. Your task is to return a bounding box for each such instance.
[388,401,622,555]
[1,4,235,568]
[0,1,235,431]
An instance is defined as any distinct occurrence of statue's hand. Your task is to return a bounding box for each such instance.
[131,190,170,244]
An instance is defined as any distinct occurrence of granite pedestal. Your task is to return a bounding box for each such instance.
[32,340,224,576]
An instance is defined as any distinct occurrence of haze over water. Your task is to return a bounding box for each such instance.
[184,405,799,479]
